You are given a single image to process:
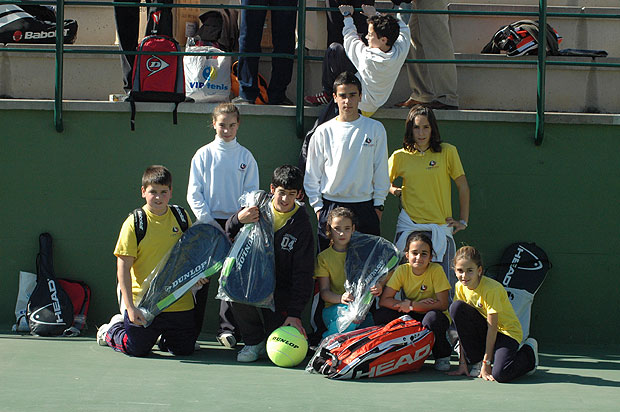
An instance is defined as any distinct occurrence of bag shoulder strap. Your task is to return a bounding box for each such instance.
[132,205,188,245]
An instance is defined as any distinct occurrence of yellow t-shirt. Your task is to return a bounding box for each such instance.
[114,206,194,312]
[314,246,347,308]
[455,276,523,343]
[386,262,451,319]
[388,143,465,224]
[272,200,299,232]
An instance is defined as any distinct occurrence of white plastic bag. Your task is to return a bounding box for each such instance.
[13,271,37,332]
[184,44,231,102]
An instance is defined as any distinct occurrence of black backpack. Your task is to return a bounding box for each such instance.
[132,205,189,245]
[481,20,562,57]
[27,233,75,336]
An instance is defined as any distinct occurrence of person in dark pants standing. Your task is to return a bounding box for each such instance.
[234,0,297,105]
[113,0,173,92]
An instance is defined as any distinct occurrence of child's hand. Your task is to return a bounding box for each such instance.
[370,283,383,296]
[194,277,209,287]
[238,206,259,224]
[338,4,354,17]
[341,292,354,304]
[282,316,307,339]
[126,306,146,326]
[480,363,495,381]
[361,4,379,17]
[395,299,412,312]
[447,363,469,377]
[446,217,467,234]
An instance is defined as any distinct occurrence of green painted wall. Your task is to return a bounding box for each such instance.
[1,108,618,345]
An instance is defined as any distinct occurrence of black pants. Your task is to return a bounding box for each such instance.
[231,302,288,346]
[374,308,452,359]
[450,300,535,382]
[326,0,374,47]
[321,42,357,94]
[317,198,380,252]
[113,0,173,91]
[193,218,239,340]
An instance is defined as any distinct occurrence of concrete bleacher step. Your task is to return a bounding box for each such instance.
[2,45,618,114]
[64,4,117,45]
[449,3,620,56]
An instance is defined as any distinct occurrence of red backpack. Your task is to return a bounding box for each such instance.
[129,14,185,130]
[307,315,435,380]
[57,279,91,335]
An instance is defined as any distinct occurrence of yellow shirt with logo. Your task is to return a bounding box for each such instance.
[314,246,347,308]
[114,206,193,312]
[386,262,451,319]
[455,276,523,343]
[388,143,465,224]
[272,201,299,232]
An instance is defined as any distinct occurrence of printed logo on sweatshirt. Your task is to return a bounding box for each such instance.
[280,234,297,252]
[239,163,247,171]
[363,137,374,147]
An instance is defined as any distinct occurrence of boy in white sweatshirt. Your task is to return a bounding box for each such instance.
[186,102,259,349]
[304,4,410,117]
[304,72,390,252]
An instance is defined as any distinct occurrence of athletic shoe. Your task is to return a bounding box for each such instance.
[237,341,266,363]
[523,337,539,376]
[434,357,451,372]
[217,332,237,349]
[304,91,332,106]
[96,314,124,346]
[469,361,482,377]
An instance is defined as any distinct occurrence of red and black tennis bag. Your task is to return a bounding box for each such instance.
[57,278,91,335]
[306,315,435,380]
[481,20,562,57]
[129,13,185,131]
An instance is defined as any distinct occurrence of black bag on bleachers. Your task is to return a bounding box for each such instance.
[481,20,561,57]
[0,4,77,44]
[27,233,74,336]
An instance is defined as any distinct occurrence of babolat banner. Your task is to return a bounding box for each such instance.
[0,5,77,44]
[183,44,231,102]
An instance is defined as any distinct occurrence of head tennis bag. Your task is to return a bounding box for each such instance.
[485,242,551,341]
[129,16,185,131]
[306,315,435,380]
[27,233,74,336]
[481,20,562,57]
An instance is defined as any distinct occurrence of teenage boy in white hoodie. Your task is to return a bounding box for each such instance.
[304,4,410,117]
[304,72,390,252]
[187,102,259,349]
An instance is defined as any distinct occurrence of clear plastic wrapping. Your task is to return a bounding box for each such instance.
[217,190,276,310]
[336,232,402,332]
[135,222,230,327]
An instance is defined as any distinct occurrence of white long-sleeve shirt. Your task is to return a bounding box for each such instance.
[304,116,390,212]
[187,137,259,221]
[343,17,411,113]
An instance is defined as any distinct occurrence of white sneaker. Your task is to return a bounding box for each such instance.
[96,314,124,346]
[434,357,451,371]
[217,332,237,349]
[523,337,539,376]
[237,341,266,363]
[469,361,482,377]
